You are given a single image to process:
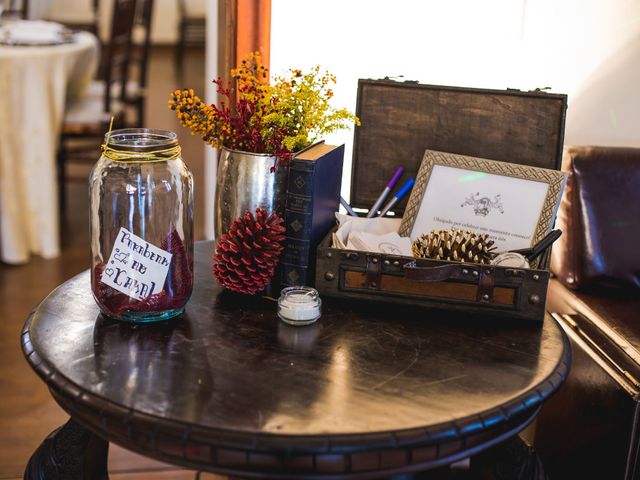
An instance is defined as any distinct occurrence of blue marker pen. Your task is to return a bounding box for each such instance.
[377,178,415,217]
[366,166,404,218]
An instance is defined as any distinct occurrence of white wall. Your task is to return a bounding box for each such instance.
[270,0,640,196]
[522,0,640,147]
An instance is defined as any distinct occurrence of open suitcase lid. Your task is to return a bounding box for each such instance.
[350,79,568,213]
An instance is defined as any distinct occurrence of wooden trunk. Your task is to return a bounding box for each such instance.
[315,79,567,323]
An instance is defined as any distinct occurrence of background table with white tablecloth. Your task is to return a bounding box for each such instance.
[0,31,98,264]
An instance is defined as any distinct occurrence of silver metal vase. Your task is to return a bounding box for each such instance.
[214,147,289,238]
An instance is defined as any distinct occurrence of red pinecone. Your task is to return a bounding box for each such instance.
[212,208,286,295]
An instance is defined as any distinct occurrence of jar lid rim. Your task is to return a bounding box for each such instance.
[105,128,178,151]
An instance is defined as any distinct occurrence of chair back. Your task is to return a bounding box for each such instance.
[133,0,153,91]
[76,0,101,37]
[47,0,100,35]
[175,0,205,74]
[103,0,137,113]
[6,0,28,18]
[178,0,186,18]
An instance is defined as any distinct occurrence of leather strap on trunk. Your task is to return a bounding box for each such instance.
[366,255,382,290]
[403,261,496,303]
[403,261,461,282]
[477,268,496,303]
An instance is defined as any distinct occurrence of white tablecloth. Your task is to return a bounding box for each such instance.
[0,31,98,264]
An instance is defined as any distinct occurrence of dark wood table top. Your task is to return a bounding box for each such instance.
[22,241,570,478]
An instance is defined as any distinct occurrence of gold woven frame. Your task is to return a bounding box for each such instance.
[398,150,567,249]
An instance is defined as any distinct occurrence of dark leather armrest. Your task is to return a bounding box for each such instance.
[551,146,640,290]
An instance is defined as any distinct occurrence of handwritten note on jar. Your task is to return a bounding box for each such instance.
[101,227,172,300]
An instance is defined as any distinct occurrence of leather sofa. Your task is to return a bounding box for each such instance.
[534,146,640,479]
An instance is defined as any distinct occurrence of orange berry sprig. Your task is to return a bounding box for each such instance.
[169,89,218,147]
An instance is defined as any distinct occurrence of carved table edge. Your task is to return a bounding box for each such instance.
[21,309,572,478]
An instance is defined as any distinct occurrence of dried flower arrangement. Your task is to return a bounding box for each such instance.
[169,52,359,166]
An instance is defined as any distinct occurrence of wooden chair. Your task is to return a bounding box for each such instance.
[85,0,101,36]
[4,0,29,18]
[83,0,153,127]
[46,0,100,37]
[77,0,100,37]
[84,0,153,126]
[57,0,138,209]
[126,0,154,127]
[175,0,205,75]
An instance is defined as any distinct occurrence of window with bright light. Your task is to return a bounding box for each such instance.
[271,0,640,190]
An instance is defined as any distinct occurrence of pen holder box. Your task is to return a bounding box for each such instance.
[315,79,568,323]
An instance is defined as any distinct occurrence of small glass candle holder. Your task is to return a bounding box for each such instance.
[278,287,322,326]
[491,252,530,269]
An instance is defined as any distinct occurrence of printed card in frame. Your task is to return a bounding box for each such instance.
[399,150,567,254]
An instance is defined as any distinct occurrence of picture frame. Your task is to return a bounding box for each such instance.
[399,150,568,254]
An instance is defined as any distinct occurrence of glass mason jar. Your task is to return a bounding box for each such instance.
[89,129,194,322]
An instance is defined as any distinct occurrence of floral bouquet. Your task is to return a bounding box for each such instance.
[169,52,359,168]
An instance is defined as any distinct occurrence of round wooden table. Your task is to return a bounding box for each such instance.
[22,242,570,479]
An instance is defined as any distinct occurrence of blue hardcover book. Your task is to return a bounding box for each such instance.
[281,143,345,287]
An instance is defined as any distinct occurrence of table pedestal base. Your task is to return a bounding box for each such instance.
[24,418,109,480]
[471,435,547,480]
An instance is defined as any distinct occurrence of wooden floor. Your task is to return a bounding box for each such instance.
[0,47,224,479]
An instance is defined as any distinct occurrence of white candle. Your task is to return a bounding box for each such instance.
[278,287,322,326]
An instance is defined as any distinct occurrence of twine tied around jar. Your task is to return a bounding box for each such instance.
[101,117,182,163]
